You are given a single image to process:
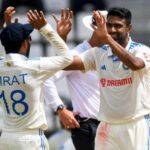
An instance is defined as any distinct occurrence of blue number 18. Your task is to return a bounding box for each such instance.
[0,90,29,116]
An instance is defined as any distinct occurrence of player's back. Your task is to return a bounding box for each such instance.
[0,54,48,132]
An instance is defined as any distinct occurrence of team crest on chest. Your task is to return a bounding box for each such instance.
[122,64,129,70]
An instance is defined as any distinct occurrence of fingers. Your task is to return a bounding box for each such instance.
[93,11,105,27]
[58,110,80,129]
[27,10,42,22]
[67,8,73,20]
[53,8,73,24]
[64,118,80,129]
[39,11,47,23]
[27,9,47,30]
[33,10,41,19]
[61,8,65,20]
[4,6,15,15]
[64,112,80,129]
[91,23,97,31]
[61,8,73,21]
[52,14,59,23]
[27,10,37,22]
[4,6,16,24]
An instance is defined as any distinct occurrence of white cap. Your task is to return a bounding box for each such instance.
[82,10,108,31]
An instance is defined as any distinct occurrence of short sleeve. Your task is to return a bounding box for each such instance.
[79,47,97,71]
[134,45,150,71]
[39,54,73,76]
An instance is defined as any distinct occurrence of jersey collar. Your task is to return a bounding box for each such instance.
[6,54,27,61]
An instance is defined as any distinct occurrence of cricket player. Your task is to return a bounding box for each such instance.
[0,10,73,150]
[29,8,150,150]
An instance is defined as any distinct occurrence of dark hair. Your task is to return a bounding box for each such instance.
[107,7,132,25]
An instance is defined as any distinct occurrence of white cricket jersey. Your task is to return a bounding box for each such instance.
[80,38,150,123]
[0,53,73,131]
[44,41,100,119]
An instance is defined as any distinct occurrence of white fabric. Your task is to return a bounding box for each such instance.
[0,130,49,150]
[40,23,69,55]
[80,38,150,123]
[44,41,100,119]
[0,43,5,57]
[0,52,72,132]
[62,138,76,150]
[48,129,75,150]
[95,115,150,150]
[82,10,108,31]
[0,106,3,131]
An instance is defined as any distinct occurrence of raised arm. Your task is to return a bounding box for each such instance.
[4,6,18,25]
[91,11,145,70]
[53,8,73,42]
[27,9,85,70]
[27,10,69,55]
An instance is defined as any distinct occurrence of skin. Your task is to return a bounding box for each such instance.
[4,8,146,71]
[5,6,146,132]
[105,15,145,70]
[52,9,80,129]
[4,6,18,25]
[64,11,145,71]
[5,7,79,129]
[53,8,73,42]
[27,9,80,129]
[4,6,31,57]
[19,9,146,128]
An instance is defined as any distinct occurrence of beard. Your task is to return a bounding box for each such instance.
[111,33,129,46]
[116,36,125,45]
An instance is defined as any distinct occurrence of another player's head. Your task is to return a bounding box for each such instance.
[106,7,132,46]
[0,23,33,57]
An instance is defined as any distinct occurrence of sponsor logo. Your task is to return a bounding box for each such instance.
[100,77,132,87]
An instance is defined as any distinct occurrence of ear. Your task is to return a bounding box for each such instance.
[19,39,28,54]
[127,24,132,33]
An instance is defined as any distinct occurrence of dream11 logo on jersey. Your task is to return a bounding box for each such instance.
[100,77,132,87]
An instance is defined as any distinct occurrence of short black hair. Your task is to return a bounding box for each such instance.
[107,7,132,25]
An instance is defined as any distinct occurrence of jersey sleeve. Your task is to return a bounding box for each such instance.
[79,47,97,71]
[134,45,150,71]
[39,23,69,55]
[39,55,73,76]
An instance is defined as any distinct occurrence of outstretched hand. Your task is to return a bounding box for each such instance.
[52,8,73,41]
[27,10,48,30]
[91,11,110,46]
[4,6,18,25]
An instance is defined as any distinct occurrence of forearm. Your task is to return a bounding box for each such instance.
[107,35,145,70]
[39,23,69,55]
[43,78,64,111]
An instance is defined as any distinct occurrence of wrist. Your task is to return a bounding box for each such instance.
[39,23,53,33]
[56,104,65,113]
[59,34,67,42]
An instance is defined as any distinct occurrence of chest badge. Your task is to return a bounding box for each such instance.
[101,65,106,70]
[122,64,129,70]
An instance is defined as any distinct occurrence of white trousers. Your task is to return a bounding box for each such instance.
[95,114,150,150]
[0,129,49,150]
